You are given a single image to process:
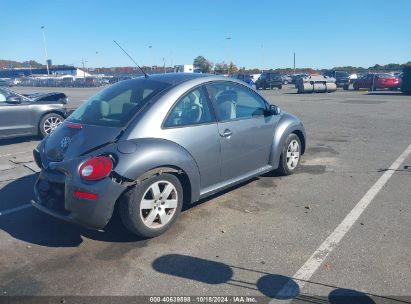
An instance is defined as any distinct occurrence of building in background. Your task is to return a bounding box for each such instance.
[174,65,194,73]
[0,66,90,78]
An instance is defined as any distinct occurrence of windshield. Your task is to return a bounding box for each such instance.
[335,71,349,77]
[67,78,172,127]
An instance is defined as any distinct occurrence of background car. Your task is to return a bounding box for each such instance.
[0,79,12,87]
[281,75,292,85]
[353,73,402,91]
[291,74,308,85]
[230,73,254,86]
[0,87,68,139]
[32,73,305,238]
[255,72,283,89]
[323,70,350,88]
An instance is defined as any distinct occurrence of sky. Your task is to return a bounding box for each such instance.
[1,0,410,69]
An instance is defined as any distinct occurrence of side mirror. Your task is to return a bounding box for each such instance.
[269,104,281,115]
[6,97,22,104]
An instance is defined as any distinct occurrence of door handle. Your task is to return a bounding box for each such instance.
[220,129,232,138]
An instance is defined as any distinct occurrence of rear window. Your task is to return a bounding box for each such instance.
[67,78,172,127]
[335,72,349,77]
[377,74,393,79]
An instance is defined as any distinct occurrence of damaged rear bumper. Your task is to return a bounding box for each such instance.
[32,161,127,230]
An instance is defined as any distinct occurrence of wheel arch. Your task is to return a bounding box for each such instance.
[269,113,306,169]
[112,138,201,204]
[132,165,192,207]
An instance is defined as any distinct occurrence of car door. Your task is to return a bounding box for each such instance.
[206,81,279,182]
[161,85,221,189]
[0,91,34,138]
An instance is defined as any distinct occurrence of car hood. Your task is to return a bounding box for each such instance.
[25,92,67,104]
[44,122,122,162]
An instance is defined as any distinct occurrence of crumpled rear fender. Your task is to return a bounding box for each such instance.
[94,138,201,203]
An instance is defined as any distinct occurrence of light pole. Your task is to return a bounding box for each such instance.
[261,43,265,72]
[226,37,231,75]
[148,45,153,72]
[81,58,88,76]
[41,26,50,76]
[95,51,100,74]
[293,52,296,75]
[80,58,88,88]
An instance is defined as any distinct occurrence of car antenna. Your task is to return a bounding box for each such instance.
[113,40,149,78]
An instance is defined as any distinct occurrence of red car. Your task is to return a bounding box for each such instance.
[353,73,402,91]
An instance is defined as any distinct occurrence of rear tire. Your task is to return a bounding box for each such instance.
[39,113,64,138]
[119,173,183,238]
[276,133,301,176]
[278,85,282,90]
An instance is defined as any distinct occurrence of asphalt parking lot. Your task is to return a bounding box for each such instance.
[1,85,410,303]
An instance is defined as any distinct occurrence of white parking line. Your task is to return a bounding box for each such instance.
[276,143,411,299]
[0,204,32,216]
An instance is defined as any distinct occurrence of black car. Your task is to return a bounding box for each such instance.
[0,87,68,139]
[255,72,283,90]
[324,71,350,88]
[230,73,254,86]
[290,74,308,85]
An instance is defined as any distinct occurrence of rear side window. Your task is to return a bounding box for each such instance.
[68,78,172,127]
[164,87,214,128]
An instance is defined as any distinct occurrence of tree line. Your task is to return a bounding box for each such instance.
[193,56,411,74]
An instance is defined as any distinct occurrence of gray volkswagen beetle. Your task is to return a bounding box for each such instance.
[32,73,305,237]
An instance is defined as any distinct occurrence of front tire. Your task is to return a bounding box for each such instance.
[120,173,183,238]
[39,113,64,138]
[277,134,301,176]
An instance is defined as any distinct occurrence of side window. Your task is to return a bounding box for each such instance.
[164,87,214,128]
[208,82,268,122]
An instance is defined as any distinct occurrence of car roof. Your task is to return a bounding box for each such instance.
[140,72,210,85]
[118,73,253,89]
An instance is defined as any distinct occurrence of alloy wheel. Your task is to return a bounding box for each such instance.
[43,116,62,134]
[286,139,300,170]
[139,180,178,229]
